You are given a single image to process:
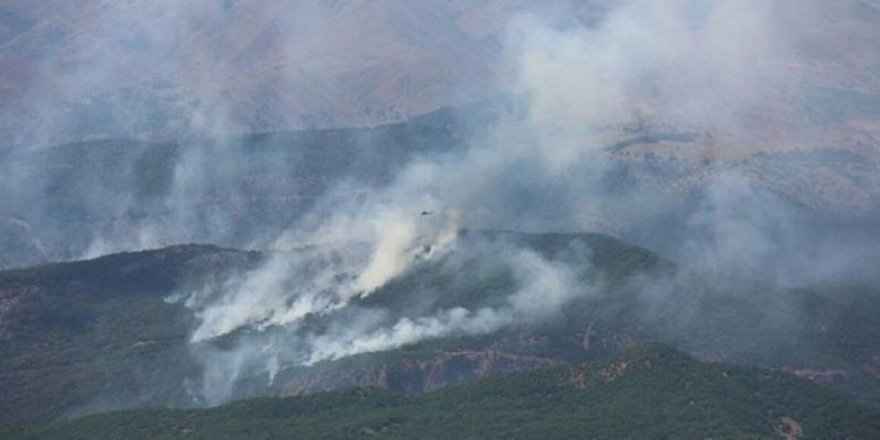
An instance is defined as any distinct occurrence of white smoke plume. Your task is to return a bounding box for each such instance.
[303,246,579,365]
[182,199,461,344]
[164,0,880,403]
[184,240,585,404]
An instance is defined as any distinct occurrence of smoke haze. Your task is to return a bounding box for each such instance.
[2,0,879,404]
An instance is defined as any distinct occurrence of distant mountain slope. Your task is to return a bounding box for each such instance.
[8,344,880,440]
[0,101,504,269]
[1,233,879,426]
[3,97,880,278]
[1,0,877,149]
[0,0,593,146]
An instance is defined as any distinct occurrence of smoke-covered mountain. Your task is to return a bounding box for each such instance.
[2,0,879,284]
[2,236,880,427]
[0,103,499,269]
[2,99,879,285]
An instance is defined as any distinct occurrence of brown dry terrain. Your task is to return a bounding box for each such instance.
[1,0,878,152]
[0,0,592,145]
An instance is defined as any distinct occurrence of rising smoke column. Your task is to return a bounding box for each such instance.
[174,0,880,402]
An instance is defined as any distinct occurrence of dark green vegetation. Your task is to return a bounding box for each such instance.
[2,231,880,433]
[0,245,263,422]
[0,232,661,424]
[8,344,880,440]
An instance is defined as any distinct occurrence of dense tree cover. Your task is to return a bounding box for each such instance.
[2,233,880,428]
[9,344,880,440]
[0,232,670,424]
[0,245,262,422]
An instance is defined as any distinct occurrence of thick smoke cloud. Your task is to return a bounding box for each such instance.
[171,0,880,402]
[3,0,877,269]
[302,245,579,364]
[515,0,782,144]
[180,236,588,404]
[507,0,880,284]
[1,1,528,268]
